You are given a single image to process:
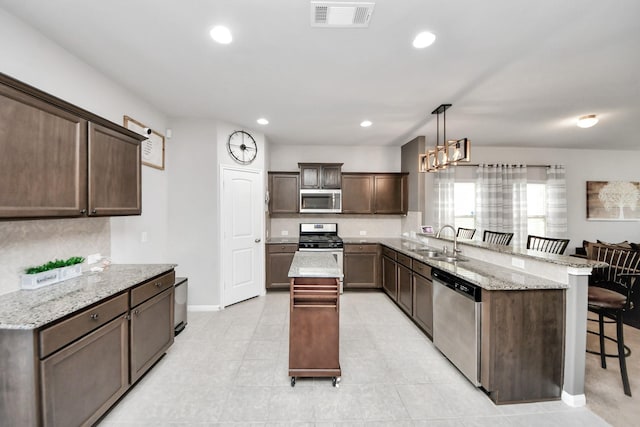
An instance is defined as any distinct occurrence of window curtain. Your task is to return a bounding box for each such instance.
[433,167,455,230]
[475,164,528,248]
[546,165,568,237]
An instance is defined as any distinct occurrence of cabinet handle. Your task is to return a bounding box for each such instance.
[89,313,99,320]
[134,309,140,316]
[80,209,87,214]
[91,209,97,214]
[155,282,162,288]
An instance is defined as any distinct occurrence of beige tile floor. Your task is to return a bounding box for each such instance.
[100,292,613,426]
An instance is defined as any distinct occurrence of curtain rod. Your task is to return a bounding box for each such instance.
[453,163,554,168]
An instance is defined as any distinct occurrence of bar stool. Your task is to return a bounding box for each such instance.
[586,243,640,396]
[526,235,570,255]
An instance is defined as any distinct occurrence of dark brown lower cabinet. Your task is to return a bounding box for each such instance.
[481,289,565,404]
[130,287,174,384]
[382,254,397,300]
[41,315,128,427]
[396,253,413,315]
[344,244,380,289]
[412,269,433,337]
[266,243,298,290]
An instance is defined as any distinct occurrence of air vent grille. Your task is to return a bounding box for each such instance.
[311,1,375,28]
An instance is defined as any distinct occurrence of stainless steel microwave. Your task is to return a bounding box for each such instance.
[299,189,342,213]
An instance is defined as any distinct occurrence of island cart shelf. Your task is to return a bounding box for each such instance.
[289,277,341,386]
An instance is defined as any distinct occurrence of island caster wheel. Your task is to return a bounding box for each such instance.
[291,377,296,387]
[332,377,338,387]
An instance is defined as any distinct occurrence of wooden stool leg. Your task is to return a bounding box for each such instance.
[616,314,632,397]
[598,312,607,369]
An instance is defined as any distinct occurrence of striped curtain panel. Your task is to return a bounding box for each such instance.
[433,167,455,230]
[546,165,568,237]
[475,164,528,248]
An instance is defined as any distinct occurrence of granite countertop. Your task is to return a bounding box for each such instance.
[288,251,342,278]
[0,264,176,330]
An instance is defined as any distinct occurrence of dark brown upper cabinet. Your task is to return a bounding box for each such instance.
[268,172,299,214]
[88,123,141,216]
[0,73,144,219]
[299,163,342,189]
[342,173,408,214]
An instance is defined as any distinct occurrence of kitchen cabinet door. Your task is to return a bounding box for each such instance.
[130,287,174,384]
[382,254,397,300]
[397,263,413,315]
[341,174,374,214]
[266,243,298,290]
[299,163,342,189]
[88,122,141,216]
[41,315,128,427]
[344,244,380,288]
[374,174,408,214]
[413,273,433,337]
[268,172,299,214]
[0,80,88,218]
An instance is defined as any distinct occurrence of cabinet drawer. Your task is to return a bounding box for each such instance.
[345,243,379,254]
[267,243,298,254]
[381,246,397,260]
[131,270,175,308]
[397,253,412,269]
[39,292,128,359]
[413,260,432,279]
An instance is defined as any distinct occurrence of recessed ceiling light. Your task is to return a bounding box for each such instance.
[413,31,436,49]
[577,114,598,128]
[257,118,269,125]
[210,26,232,44]
[360,120,372,127]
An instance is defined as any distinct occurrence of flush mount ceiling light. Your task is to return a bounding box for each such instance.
[360,120,372,127]
[210,26,232,44]
[419,104,471,173]
[257,118,269,125]
[413,31,436,48]
[577,114,598,128]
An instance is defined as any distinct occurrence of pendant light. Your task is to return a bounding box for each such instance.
[419,103,471,172]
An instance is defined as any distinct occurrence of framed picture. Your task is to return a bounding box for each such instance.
[586,181,640,221]
[124,115,165,170]
[420,225,434,234]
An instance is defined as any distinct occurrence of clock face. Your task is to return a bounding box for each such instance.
[227,130,257,164]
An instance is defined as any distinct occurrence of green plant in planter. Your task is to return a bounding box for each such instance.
[25,256,85,274]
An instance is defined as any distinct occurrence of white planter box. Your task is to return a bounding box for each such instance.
[21,265,83,290]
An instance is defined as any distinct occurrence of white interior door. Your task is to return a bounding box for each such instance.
[221,166,264,307]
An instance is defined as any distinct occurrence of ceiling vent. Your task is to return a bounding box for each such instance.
[311,1,375,28]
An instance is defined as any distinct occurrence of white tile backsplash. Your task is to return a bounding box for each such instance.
[0,217,110,295]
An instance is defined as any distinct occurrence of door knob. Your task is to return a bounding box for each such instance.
[255,238,261,243]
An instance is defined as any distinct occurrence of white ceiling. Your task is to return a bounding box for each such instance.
[1,0,638,149]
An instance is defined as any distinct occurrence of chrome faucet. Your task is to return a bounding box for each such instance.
[436,224,459,254]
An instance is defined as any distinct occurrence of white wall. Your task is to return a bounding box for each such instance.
[0,9,170,294]
[167,120,266,308]
[423,146,640,251]
[269,144,400,172]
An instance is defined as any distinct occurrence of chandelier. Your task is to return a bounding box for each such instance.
[419,103,470,173]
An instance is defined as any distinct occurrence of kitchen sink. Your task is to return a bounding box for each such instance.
[417,249,442,258]
[433,255,468,263]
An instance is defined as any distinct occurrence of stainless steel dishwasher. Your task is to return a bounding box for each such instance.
[432,268,482,386]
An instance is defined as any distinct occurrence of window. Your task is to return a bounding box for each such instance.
[527,183,546,236]
[453,181,547,237]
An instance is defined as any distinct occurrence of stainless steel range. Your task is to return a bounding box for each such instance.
[298,223,344,293]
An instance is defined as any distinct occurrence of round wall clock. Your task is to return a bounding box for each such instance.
[227,130,257,164]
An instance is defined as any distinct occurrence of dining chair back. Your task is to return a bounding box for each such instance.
[482,230,514,245]
[456,227,476,239]
[526,235,570,255]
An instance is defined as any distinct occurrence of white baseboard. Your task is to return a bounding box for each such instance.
[187,305,220,312]
[561,390,586,407]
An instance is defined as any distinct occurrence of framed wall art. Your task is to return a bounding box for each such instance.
[124,115,165,170]
[586,180,640,221]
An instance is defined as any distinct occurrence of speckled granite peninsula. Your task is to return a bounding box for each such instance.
[0,264,176,329]
[288,251,342,278]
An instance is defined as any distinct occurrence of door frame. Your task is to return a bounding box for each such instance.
[218,165,266,308]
